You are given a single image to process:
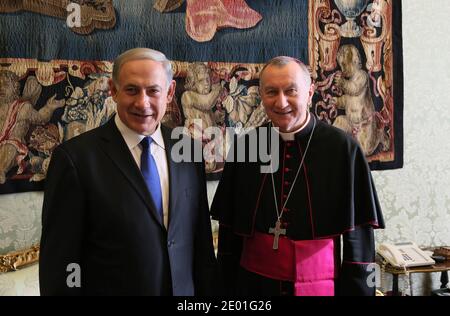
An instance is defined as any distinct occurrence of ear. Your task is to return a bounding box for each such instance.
[166,80,176,103]
[109,79,117,101]
[308,83,315,103]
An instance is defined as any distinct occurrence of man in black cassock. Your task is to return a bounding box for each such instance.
[211,56,385,296]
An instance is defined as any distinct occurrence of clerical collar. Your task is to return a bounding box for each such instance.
[274,112,311,141]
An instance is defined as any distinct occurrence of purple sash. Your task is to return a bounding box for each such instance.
[240,231,336,296]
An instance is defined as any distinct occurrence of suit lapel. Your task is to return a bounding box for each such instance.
[97,119,165,228]
[161,125,182,227]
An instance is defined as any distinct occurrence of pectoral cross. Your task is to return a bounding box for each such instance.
[268,220,286,250]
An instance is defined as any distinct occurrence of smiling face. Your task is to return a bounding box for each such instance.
[110,59,176,135]
[260,61,314,133]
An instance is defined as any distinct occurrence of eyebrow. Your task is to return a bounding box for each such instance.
[263,83,297,91]
[123,84,163,90]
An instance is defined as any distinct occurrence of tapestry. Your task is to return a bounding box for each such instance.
[0,0,116,35]
[0,0,403,194]
[309,0,403,169]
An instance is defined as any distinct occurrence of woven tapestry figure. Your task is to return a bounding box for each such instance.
[332,44,389,155]
[0,70,64,184]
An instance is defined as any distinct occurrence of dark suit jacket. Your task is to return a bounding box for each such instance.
[39,118,217,295]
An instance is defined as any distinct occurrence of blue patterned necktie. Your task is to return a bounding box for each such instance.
[140,136,163,221]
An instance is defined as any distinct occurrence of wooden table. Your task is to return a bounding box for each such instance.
[382,261,450,296]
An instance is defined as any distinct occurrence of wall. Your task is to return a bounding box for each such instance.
[0,193,42,253]
[372,0,450,247]
[1,0,449,295]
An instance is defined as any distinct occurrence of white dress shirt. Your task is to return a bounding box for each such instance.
[115,115,170,228]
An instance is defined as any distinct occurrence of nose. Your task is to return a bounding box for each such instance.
[134,90,149,108]
[274,92,289,109]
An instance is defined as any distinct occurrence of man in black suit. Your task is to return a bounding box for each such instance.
[39,48,217,295]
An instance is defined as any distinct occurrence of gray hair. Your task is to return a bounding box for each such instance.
[259,56,312,87]
[112,48,173,86]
